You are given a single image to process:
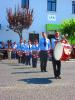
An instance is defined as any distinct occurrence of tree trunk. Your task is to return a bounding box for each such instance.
[20,35,22,41]
[19,33,22,41]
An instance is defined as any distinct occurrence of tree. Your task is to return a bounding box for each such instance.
[61,18,75,44]
[6,5,33,40]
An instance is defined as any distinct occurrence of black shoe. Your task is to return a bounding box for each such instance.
[32,66,36,68]
[57,76,61,79]
[33,67,36,68]
[54,76,58,79]
[44,70,47,72]
[41,70,43,72]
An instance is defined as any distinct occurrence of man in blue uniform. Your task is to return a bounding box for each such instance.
[39,32,51,72]
[31,40,39,68]
[22,40,27,64]
[12,41,17,59]
[25,40,32,65]
[17,39,24,63]
[51,31,61,79]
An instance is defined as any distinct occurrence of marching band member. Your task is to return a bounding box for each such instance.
[31,40,39,68]
[22,40,27,64]
[17,39,24,63]
[51,31,61,79]
[25,40,32,65]
[12,41,17,59]
[39,32,51,72]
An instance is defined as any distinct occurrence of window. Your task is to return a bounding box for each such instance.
[47,0,56,11]
[21,0,29,9]
[72,1,75,14]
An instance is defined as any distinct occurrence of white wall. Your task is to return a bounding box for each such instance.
[0,0,75,42]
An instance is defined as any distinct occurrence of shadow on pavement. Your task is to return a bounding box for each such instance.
[18,77,53,84]
[11,71,42,74]
[13,67,32,69]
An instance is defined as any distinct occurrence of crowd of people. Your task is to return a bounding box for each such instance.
[0,31,65,79]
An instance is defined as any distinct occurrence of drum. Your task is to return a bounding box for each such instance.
[17,51,23,57]
[54,42,72,61]
[32,50,39,58]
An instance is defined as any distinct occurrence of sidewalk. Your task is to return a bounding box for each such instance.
[0,59,75,100]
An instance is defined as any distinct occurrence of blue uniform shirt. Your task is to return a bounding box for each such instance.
[31,44,39,51]
[39,38,51,51]
[17,43,24,51]
[51,38,60,50]
[51,38,56,50]
[26,44,32,52]
[22,43,27,52]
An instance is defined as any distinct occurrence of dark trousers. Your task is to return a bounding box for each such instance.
[32,57,37,68]
[26,55,31,65]
[18,56,22,63]
[11,51,16,59]
[52,57,61,77]
[40,51,48,72]
[22,54,26,64]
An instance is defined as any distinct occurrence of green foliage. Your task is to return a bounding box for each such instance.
[68,36,75,44]
[61,18,75,37]
[60,18,75,44]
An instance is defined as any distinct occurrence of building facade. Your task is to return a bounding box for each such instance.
[0,0,75,42]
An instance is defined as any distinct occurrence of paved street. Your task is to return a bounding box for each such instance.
[0,59,75,100]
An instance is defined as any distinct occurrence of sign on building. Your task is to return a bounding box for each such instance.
[48,14,56,21]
